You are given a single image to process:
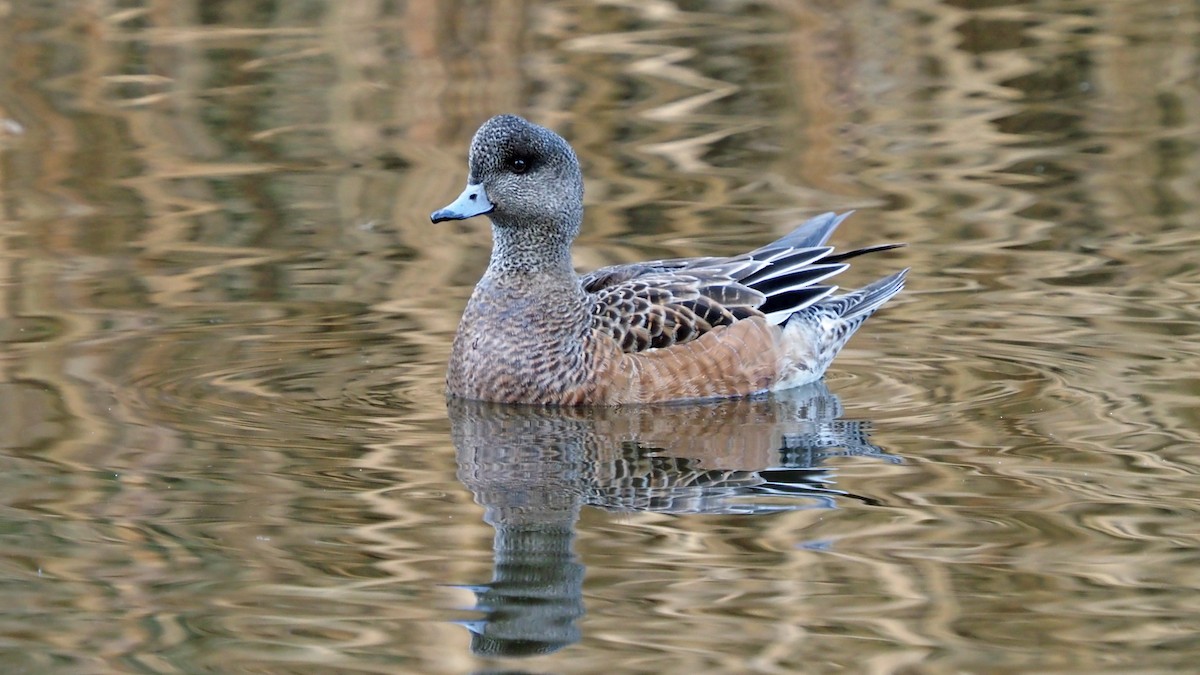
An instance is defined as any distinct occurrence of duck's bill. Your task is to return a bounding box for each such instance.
[430,183,494,222]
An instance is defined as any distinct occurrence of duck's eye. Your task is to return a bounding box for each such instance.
[508,157,529,174]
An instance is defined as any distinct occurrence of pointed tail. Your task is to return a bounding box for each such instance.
[772,269,908,392]
[831,268,909,321]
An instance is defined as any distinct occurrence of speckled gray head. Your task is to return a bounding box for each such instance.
[431,115,584,237]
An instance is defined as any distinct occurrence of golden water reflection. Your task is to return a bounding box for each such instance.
[1,0,1199,673]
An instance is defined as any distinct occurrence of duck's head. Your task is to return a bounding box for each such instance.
[431,115,583,236]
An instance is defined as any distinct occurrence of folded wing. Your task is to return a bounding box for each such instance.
[585,212,898,354]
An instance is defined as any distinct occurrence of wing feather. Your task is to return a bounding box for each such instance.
[584,213,902,354]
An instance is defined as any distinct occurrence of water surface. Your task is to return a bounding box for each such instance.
[1,1,1198,673]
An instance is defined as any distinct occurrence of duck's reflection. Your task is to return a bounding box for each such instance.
[449,382,898,657]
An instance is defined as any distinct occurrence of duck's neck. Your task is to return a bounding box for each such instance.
[484,219,579,286]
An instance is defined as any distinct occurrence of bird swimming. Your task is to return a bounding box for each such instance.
[431,114,906,405]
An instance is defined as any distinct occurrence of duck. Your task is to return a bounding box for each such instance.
[431,114,907,405]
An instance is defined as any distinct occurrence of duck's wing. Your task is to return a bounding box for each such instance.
[583,213,903,354]
[583,259,765,353]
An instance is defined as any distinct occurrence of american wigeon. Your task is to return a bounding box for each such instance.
[432,114,906,405]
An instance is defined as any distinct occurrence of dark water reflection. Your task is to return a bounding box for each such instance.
[451,385,893,656]
[2,0,1200,673]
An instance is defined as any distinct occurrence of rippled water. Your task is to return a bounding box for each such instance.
[2,0,1198,673]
